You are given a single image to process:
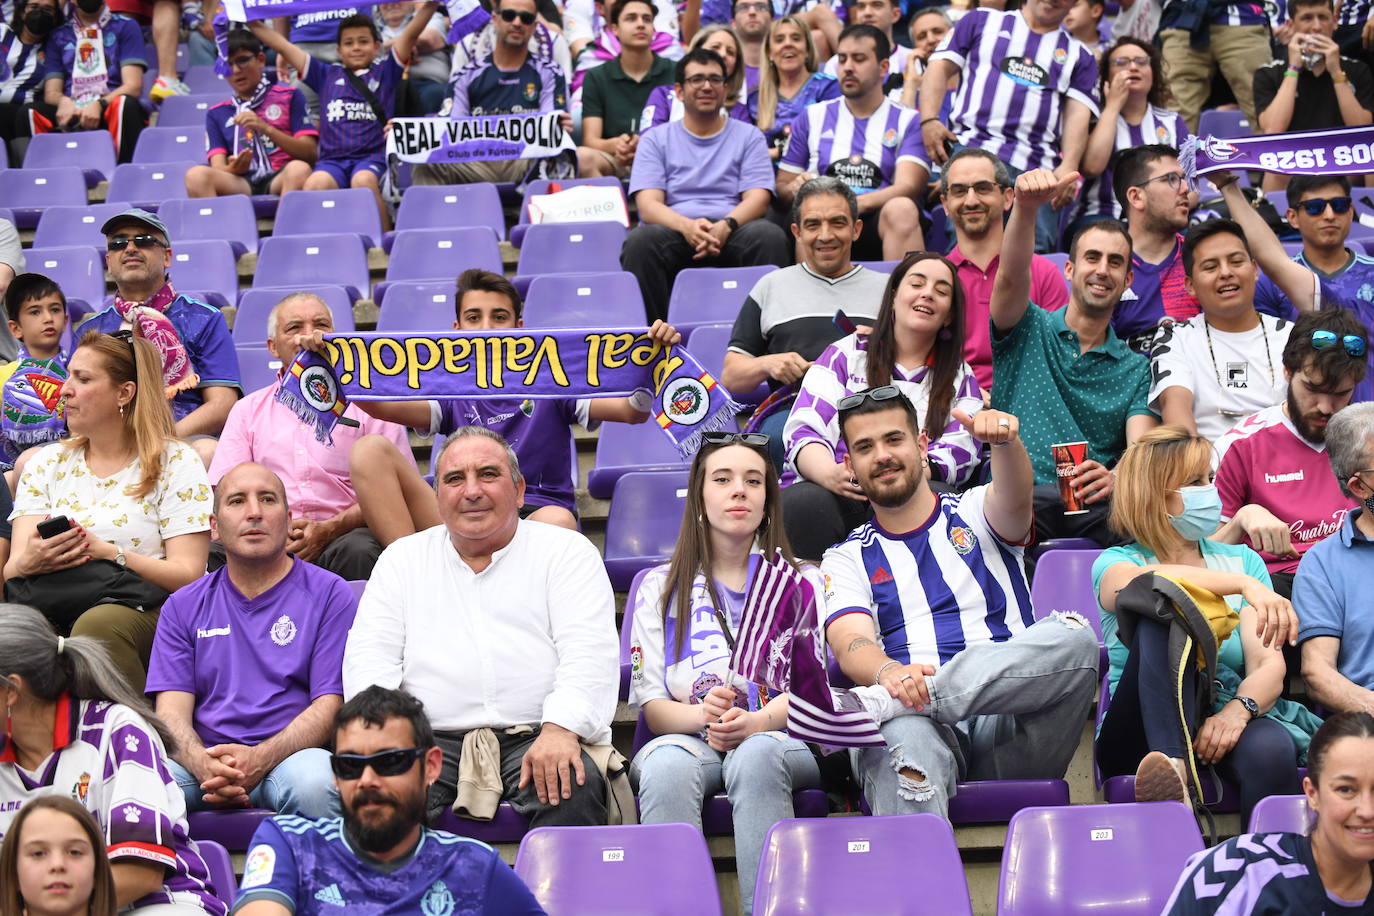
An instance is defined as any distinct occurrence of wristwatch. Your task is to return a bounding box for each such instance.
[1235,696,1260,719]
[113,547,127,567]
[723,217,739,232]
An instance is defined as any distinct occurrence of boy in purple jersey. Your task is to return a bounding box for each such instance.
[248,7,437,232]
[185,30,318,199]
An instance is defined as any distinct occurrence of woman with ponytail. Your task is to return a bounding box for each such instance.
[4,330,210,693]
[0,604,225,914]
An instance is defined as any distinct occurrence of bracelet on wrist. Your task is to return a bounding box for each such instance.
[873,660,900,685]
[920,116,941,126]
[1284,68,1300,79]
[1333,71,1349,84]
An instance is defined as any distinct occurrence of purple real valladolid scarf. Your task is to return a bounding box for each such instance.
[1181,125,1374,183]
[277,329,741,458]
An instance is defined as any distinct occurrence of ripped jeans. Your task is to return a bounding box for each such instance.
[855,615,1099,820]
[630,730,821,916]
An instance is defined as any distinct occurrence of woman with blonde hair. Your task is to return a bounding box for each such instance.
[0,796,117,916]
[4,331,211,692]
[1092,426,1312,824]
[749,16,839,157]
[640,24,750,129]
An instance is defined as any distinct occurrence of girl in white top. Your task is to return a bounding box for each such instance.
[7,331,211,693]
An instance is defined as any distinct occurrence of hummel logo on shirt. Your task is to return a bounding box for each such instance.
[1265,469,1304,484]
[314,884,346,906]
[869,567,894,585]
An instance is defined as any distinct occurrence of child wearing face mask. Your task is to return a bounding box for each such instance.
[1088,426,1321,827]
[0,0,62,156]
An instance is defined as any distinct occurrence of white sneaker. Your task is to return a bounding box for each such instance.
[151,76,190,102]
[850,684,913,724]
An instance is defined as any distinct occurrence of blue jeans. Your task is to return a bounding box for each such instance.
[170,747,340,818]
[632,731,821,915]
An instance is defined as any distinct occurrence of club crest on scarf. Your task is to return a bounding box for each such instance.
[1182,125,1374,186]
[0,357,68,470]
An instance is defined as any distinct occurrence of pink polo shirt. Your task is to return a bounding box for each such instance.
[207,379,415,521]
[949,245,1071,392]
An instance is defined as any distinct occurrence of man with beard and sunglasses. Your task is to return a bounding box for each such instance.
[821,388,1099,820]
[1212,310,1369,599]
[232,686,546,915]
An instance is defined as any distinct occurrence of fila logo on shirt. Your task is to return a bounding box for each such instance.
[1225,363,1249,389]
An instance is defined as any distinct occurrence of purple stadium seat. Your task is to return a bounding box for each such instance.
[133,126,208,164]
[0,207,12,227]
[1028,548,1108,673]
[514,823,724,916]
[186,808,275,852]
[372,227,501,306]
[855,260,899,274]
[234,286,356,344]
[26,246,107,305]
[588,421,690,500]
[433,805,531,844]
[106,163,191,208]
[754,814,973,916]
[169,239,239,304]
[998,802,1204,915]
[665,265,775,335]
[603,470,689,589]
[1100,772,1242,810]
[1282,240,1305,259]
[386,183,505,249]
[375,281,454,331]
[253,235,369,303]
[196,839,236,906]
[24,132,116,185]
[1197,109,1251,139]
[523,272,645,328]
[853,777,1070,825]
[183,65,228,93]
[274,188,383,250]
[160,197,260,257]
[515,221,626,280]
[0,167,87,228]
[33,203,128,250]
[1248,794,1310,834]
[157,92,226,127]
[685,323,767,405]
[509,176,626,248]
[927,204,950,254]
[235,345,280,394]
[0,143,7,169]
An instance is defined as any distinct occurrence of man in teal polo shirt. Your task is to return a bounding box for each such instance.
[989,168,1159,547]
[576,0,676,177]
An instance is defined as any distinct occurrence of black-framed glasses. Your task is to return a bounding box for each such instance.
[1298,196,1353,216]
[702,431,770,446]
[837,385,906,412]
[1133,171,1187,191]
[498,9,537,24]
[944,180,1002,199]
[683,73,726,86]
[106,234,164,252]
[227,53,259,70]
[1109,55,1150,68]
[329,747,424,780]
[1311,329,1367,357]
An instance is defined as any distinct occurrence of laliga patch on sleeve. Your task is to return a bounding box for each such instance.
[240,845,276,888]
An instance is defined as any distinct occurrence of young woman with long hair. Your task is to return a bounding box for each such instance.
[749,16,839,157]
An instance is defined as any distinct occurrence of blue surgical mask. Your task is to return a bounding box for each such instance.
[1169,484,1222,541]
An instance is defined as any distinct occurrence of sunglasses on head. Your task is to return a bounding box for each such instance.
[1297,196,1353,217]
[836,385,906,412]
[1311,329,1367,358]
[498,9,537,24]
[702,431,770,446]
[106,234,164,252]
[329,747,424,780]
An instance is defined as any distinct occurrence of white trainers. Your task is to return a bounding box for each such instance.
[151,76,190,102]
[851,684,913,724]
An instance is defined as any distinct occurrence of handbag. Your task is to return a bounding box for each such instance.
[6,559,169,632]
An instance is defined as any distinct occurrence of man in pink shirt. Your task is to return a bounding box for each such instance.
[940,148,1070,395]
[1213,309,1369,597]
[208,292,415,580]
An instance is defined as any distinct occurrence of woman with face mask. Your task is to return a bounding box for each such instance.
[0,0,61,156]
[1090,426,1316,826]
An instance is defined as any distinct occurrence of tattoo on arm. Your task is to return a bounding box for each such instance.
[846,636,876,654]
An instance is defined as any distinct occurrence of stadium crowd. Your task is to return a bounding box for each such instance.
[2,0,1374,911]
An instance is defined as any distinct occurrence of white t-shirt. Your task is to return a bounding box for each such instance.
[1148,313,1291,443]
[11,439,211,558]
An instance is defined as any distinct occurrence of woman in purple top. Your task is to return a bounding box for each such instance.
[1068,36,1189,238]
[748,15,840,157]
[640,24,749,129]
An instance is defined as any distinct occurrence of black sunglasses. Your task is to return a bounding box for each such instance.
[1311,329,1368,358]
[498,9,537,24]
[1297,196,1353,217]
[836,385,906,412]
[702,431,770,446]
[329,747,424,780]
[106,234,165,252]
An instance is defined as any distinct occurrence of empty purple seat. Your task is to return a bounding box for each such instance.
[26,246,107,305]
[186,808,275,852]
[0,167,87,228]
[24,132,116,185]
[253,234,369,303]
[375,281,454,332]
[588,420,690,500]
[234,286,356,344]
[515,221,626,279]
[1028,548,1108,673]
[169,239,239,304]
[433,804,530,844]
[183,65,228,93]
[274,188,383,250]
[387,183,504,249]
[686,323,767,405]
[157,92,226,127]
[106,163,191,207]
[999,802,1204,915]
[160,196,260,257]
[1248,794,1310,834]
[514,823,723,916]
[523,272,645,328]
[133,126,208,164]
[947,779,1069,823]
[235,346,280,393]
[372,227,500,306]
[510,176,626,248]
[603,470,688,589]
[1198,108,1251,139]
[196,839,236,906]
[666,265,775,335]
[754,814,973,916]
[34,203,128,250]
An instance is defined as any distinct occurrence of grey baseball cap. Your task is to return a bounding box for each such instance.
[99,208,170,243]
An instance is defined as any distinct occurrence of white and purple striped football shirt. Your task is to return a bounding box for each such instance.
[932,8,1101,172]
[778,96,928,191]
[1070,104,1190,224]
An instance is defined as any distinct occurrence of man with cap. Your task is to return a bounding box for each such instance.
[81,208,241,465]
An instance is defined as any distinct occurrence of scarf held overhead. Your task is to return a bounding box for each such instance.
[1181,125,1374,181]
[276,329,741,456]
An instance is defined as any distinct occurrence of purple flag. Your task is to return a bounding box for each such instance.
[1181,126,1374,184]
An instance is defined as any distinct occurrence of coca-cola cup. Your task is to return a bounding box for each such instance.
[1052,441,1089,515]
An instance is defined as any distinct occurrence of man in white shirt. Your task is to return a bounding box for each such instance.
[342,427,618,825]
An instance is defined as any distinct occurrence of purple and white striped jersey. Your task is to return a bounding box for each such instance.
[1070,104,1189,224]
[1339,0,1371,28]
[0,696,226,914]
[778,96,928,192]
[782,331,984,488]
[821,485,1035,667]
[932,8,1101,172]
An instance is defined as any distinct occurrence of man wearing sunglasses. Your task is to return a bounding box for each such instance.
[233,686,546,915]
[1213,311,1369,598]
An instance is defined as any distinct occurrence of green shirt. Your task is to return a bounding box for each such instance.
[581,54,676,138]
[990,304,1154,485]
